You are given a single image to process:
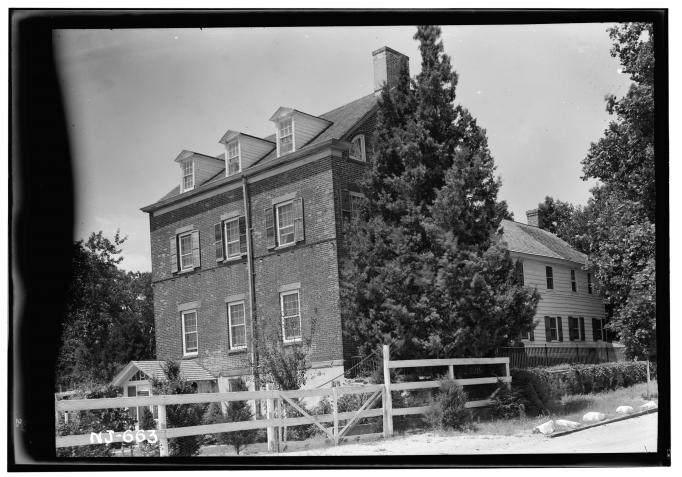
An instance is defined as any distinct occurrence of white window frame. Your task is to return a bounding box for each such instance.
[178,232,194,271]
[182,160,194,192]
[223,217,241,259]
[277,117,294,156]
[545,266,554,289]
[227,301,247,350]
[349,134,366,162]
[570,269,577,293]
[276,199,295,247]
[594,317,606,341]
[227,140,241,176]
[181,310,199,357]
[280,290,302,343]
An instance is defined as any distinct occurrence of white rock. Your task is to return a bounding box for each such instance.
[640,401,657,410]
[555,419,581,430]
[582,412,606,423]
[615,405,634,414]
[533,420,555,435]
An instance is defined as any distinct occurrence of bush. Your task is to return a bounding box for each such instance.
[426,379,473,431]
[56,385,136,457]
[510,361,651,416]
[202,380,258,455]
[489,382,526,420]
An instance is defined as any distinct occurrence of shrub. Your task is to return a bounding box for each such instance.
[509,368,560,416]
[56,385,136,457]
[202,379,258,455]
[426,379,473,431]
[489,382,526,420]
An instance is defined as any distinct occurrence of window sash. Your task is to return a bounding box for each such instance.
[548,317,558,341]
[570,270,577,292]
[276,201,295,245]
[350,135,365,161]
[182,161,194,190]
[545,266,554,289]
[224,219,241,258]
[179,233,193,270]
[587,273,593,294]
[350,193,364,220]
[182,311,198,355]
[279,119,293,154]
[280,291,301,342]
[228,302,246,349]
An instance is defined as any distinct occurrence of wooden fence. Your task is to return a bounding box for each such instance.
[55,345,510,454]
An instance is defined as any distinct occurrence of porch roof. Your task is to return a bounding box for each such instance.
[111,360,216,387]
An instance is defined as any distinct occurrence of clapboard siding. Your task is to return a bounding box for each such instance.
[293,113,330,150]
[516,255,606,345]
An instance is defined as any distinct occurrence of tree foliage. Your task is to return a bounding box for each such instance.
[203,379,258,455]
[341,25,539,361]
[578,23,656,359]
[56,231,155,391]
[536,196,576,236]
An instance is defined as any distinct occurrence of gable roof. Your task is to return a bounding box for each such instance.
[500,219,587,265]
[111,360,216,387]
[148,93,379,206]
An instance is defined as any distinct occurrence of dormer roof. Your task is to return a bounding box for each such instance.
[219,130,275,147]
[173,149,224,164]
[268,107,333,127]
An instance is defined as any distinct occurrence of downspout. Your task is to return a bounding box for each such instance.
[242,176,261,409]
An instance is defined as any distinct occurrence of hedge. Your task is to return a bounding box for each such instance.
[510,361,654,416]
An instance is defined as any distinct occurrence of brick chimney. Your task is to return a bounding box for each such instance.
[372,46,409,95]
[526,209,541,227]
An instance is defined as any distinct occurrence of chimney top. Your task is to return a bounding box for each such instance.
[372,46,409,95]
[526,209,540,228]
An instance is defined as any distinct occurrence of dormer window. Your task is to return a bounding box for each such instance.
[278,118,294,156]
[227,141,240,175]
[350,134,366,161]
[182,160,194,192]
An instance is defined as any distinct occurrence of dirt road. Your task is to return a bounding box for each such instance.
[279,413,658,455]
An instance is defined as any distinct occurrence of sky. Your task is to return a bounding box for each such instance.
[54,24,632,273]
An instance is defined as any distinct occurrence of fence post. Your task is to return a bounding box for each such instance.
[157,404,169,457]
[332,382,339,445]
[448,364,454,380]
[505,359,511,391]
[266,384,277,452]
[382,344,393,438]
[646,359,651,399]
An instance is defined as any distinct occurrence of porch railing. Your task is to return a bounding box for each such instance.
[496,345,625,368]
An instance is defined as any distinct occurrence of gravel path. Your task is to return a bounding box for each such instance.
[277,413,657,456]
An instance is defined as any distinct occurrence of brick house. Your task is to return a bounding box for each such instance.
[132,46,620,396]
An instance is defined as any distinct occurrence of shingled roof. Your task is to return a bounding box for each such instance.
[500,219,587,265]
[111,360,216,387]
[152,93,378,204]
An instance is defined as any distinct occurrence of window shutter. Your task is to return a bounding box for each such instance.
[557,317,563,342]
[239,216,247,255]
[265,207,276,249]
[214,223,224,262]
[293,197,305,242]
[579,317,586,341]
[544,316,552,342]
[529,327,535,341]
[191,230,200,268]
[592,318,600,341]
[341,189,351,220]
[170,236,178,273]
[568,317,575,340]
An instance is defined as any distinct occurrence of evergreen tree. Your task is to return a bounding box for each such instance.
[536,196,576,235]
[217,379,258,455]
[341,26,539,360]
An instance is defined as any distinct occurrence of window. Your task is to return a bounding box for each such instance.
[224,218,241,259]
[545,266,554,289]
[592,318,605,341]
[278,118,294,155]
[280,291,302,342]
[227,141,240,175]
[349,135,366,161]
[350,192,364,221]
[587,273,593,294]
[182,310,198,356]
[522,321,535,341]
[179,232,194,271]
[568,316,583,341]
[276,201,295,246]
[544,316,563,342]
[182,161,194,192]
[227,302,246,350]
[570,270,577,292]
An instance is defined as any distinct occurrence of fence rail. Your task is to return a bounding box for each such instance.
[55,345,510,455]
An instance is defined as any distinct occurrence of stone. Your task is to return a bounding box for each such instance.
[555,419,581,430]
[615,405,634,414]
[533,420,555,435]
[640,401,657,411]
[582,412,606,423]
